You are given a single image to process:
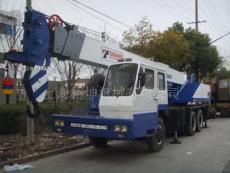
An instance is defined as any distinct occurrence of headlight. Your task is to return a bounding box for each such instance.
[120,125,128,133]
[114,125,128,133]
[114,125,121,132]
[54,120,65,127]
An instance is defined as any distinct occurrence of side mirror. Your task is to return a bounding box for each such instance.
[138,73,145,87]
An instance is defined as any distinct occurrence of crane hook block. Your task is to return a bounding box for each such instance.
[23,68,48,103]
[4,10,50,66]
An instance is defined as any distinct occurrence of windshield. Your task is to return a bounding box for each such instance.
[103,63,138,96]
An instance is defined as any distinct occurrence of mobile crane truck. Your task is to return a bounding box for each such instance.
[4,9,211,152]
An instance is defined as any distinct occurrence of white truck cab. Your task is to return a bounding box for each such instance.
[99,62,168,120]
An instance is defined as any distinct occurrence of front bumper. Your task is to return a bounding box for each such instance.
[52,113,157,140]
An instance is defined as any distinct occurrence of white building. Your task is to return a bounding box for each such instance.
[0,10,18,104]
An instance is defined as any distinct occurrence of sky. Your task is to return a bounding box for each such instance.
[0,0,229,69]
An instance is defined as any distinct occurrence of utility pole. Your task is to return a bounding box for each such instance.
[187,0,206,30]
[187,0,207,82]
[195,0,198,31]
[26,0,32,9]
[26,0,35,144]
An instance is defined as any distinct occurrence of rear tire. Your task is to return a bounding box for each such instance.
[90,137,108,148]
[146,118,165,152]
[186,111,196,136]
[196,110,203,132]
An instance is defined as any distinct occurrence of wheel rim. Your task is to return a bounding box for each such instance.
[156,124,164,145]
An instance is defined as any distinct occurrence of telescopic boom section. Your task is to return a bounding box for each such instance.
[5,9,187,81]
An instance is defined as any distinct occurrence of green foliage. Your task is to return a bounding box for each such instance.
[122,19,222,79]
[168,22,185,33]
[0,103,26,134]
[122,17,156,56]
[169,24,222,78]
[147,31,189,70]
[0,102,71,134]
[214,68,230,79]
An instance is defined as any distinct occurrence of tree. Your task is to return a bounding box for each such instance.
[52,59,83,103]
[121,17,156,56]
[168,22,185,33]
[122,18,189,70]
[122,19,221,79]
[168,23,222,79]
[146,31,189,70]
[214,67,230,79]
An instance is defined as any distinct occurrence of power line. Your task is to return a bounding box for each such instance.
[199,1,222,35]
[172,0,194,21]
[202,0,223,33]
[71,0,130,28]
[207,0,229,32]
[65,0,124,32]
[200,0,230,50]
[178,0,195,20]
[155,0,189,22]
[132,0,189,23]
[65,0,107,24]
[209,32,230,44]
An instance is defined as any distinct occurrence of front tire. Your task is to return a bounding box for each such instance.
[146,118,165,152]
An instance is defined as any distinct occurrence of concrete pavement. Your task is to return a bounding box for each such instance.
[1,118,230,173]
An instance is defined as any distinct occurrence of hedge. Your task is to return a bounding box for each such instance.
[0,103,26,134]
[0,102,71,134]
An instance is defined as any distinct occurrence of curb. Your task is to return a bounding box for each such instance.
[0,142,91,168]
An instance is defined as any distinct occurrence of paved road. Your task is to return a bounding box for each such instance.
[1,118,230,173]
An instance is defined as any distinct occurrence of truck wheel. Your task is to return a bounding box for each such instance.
[146,118,165,152]
[186,111,196,136]
[90,137,108,148]
[196,110,203,132]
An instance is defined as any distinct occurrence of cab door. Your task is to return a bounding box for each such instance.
[155,71,168,110]
[133,66,158,114]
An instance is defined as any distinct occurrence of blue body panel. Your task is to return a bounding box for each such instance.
[168,74,210,105]
[87,96,100,115]
[52,112,158,140]
[158,104,168,111]
[170,81,200,104]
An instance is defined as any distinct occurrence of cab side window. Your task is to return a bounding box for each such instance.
[136,67,144,94]
[145,69,154,89]
[158,72,165,90]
